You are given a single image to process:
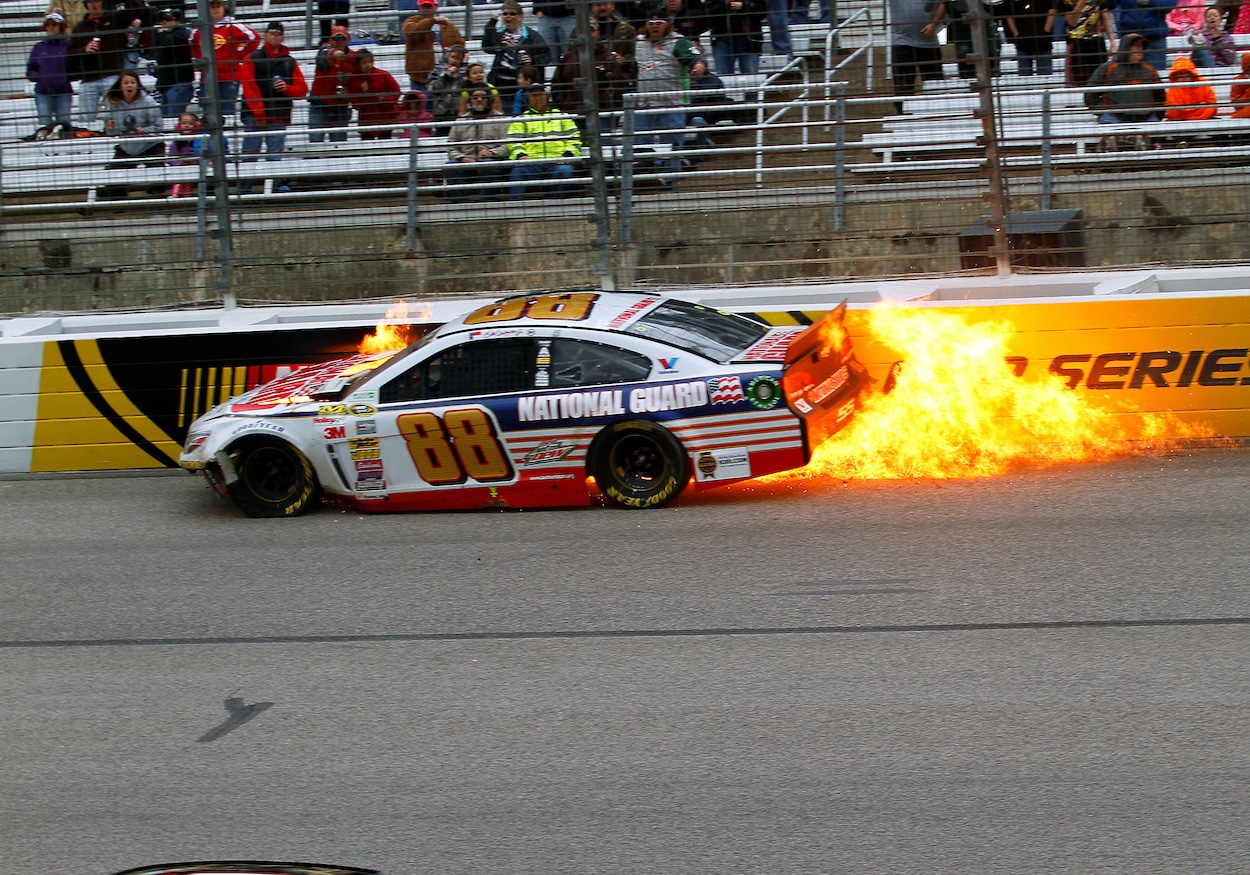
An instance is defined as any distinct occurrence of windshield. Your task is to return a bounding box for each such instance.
[625,300,769,364]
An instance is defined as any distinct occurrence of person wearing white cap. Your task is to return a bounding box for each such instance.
[27,12,74,137]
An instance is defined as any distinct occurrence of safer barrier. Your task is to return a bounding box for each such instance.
[2,267,1248,474]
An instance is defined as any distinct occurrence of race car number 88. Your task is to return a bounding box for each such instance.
[398,408,514,484]
[464,293,598,325]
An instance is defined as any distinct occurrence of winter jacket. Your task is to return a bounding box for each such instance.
[310,44,355,104]
[1113,0,1176,40]
[100,90,163,154]
[705,0,768,47]
[428,63,469,121]
[347,65,402,127]
[27,36,75,95]
[402,14,463,84]
[1084,33,1166,118]
[190,16,259,83]
[1229,50,1250,115]
[506,105,582,160]
[634,30,701,107]
[150,24,195,89]
[482,22,552,91]
[241,43,309,126]
[68,0,145,82]
[1165,55,1218,118]
[448,108,512,160]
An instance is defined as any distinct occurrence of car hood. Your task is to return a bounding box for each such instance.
[228,351,395,414]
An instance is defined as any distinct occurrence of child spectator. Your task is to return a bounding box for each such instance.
[1188,6,1237,65]
[168,111,201,198]
[346,49,401,139]
[511,64,541,113]
[27,11,74,138]
[1165,55,1219,118]
[427,44,468,134]
[459,62,503,114]
[397,90,434,137]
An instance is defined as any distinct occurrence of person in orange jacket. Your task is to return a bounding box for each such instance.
[238,21,308,194]
[1230,51,1250,117]
[346,49,402,139]
[1165,55,1218,120]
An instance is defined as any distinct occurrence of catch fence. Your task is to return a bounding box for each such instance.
[2,1,1249,315]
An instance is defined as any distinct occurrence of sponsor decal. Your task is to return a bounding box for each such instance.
[837,399,855,421]
[809,366,849,405]
[355,420,377,435]
[793,397,814,414]
[348,403,377,417]
[356,468,385,482]
[629,381,710,414]
[518,390,626,422]
[351,448,381,460]
[1048,349,1250,389]
[323,425,347,440]
[230,421,285,436]
[312,416,342,424]
[522,440,576,465]
[738,329,802,362]
[319,404,348,415]
[348,436,379,450]
[355,458,384,471]
[693,447,752,482]
[708,376,745,405]
[746,375,781,410]
[349,391,378,402]
[355,480,387,492]
[607,296,660,328]
[527,473,577,481]
[659,357,679,372]
[470,327,527,339]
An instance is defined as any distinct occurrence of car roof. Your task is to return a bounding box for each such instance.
[435,291,668,338]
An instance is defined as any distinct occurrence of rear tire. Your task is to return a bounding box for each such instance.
[591,421,688,510]
[226,438,319,518]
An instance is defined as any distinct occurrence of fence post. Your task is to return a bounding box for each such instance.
[1041,90,1053,211]
[970,0,1011,276]
[834,82,846,232]
[405,124,420,254]
[619,95,636,247]
[575,1,615,290]
[196,0,235,308]
[195,134,209,261]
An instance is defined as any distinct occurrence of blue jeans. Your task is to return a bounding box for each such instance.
[713,37,761,75]
[767,0,792,54]
[35,93,73,129]
[1190,47,1214,68]
[635,108,685,177]
[200,79,240,119]
[239,120,288,193]
[445,160,506,202]
[76,75,117,127]
[1143,37,1167,77]
[1016,51,1053,76]
[309,102,351,142]
[160,82,195,119]
[534,13,575,62]
[508,161,575,200]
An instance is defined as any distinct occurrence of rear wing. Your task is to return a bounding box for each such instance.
[781,301,869,451]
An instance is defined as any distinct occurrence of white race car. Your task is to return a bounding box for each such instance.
[179,292,866,516]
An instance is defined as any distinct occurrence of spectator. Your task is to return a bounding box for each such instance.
[397,90,434,137]
[68,0,145,130]
[1187,6,1236,65]
[99,69,164,197]
[318,0,350,45]
[513,64,541,114]
[428,44,469,133]
[27,12,74,139]
[483,0,552,99]
[238,20,307,194]
[1062,0,1114,86]
[596,1,642,57]
[459,62,503,114]
[533,0,577,61]
[507,83,581,199]
[1112,0,1175,73]
[948,0,1004,78]
[445,83,511,202]
[45,0,88,32]
[1005,0,1056,76]
[662,0,707,46]
[401,0,462,92]
[1234,0,1250,29]
[890,0,947,107]
[790,0,830,23]
[705,0,767,74]
[565,2,638,119]
[1167,0,1205,32]
[1230,49,1250,114]
[1165,54,1218,116]
[190,0,259,120]
[687,56,728,147]
[347,49,402,139]
[634,7,700,183]
[308,25,355,143]
[150,8,195,120]
[763,0,792,58]
[1085,31,1165,145]
[168,110,201,198]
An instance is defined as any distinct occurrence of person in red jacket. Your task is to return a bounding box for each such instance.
[190,0,259,119]
[309,24,356,142]
[346,49,401,139]
[238,21,309,193]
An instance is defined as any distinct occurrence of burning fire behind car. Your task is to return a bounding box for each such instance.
[768,305,1211,483]
[358,300,426,354]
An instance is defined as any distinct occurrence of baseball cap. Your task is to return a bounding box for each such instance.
[418,0,437,8]
[330,24,350,39]
[44,10,65,22]
[266,20,284,32]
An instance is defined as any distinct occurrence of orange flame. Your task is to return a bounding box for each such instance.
[768,305,1209,482]
[358,300,423,354]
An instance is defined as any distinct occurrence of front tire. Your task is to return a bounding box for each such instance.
[226,438,319,518]
[590,421,688,510]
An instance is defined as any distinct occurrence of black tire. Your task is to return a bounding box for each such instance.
[590,420,688,510]
[225,438,319,518]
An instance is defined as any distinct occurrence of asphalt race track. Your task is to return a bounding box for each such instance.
[2,449,1249,875]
